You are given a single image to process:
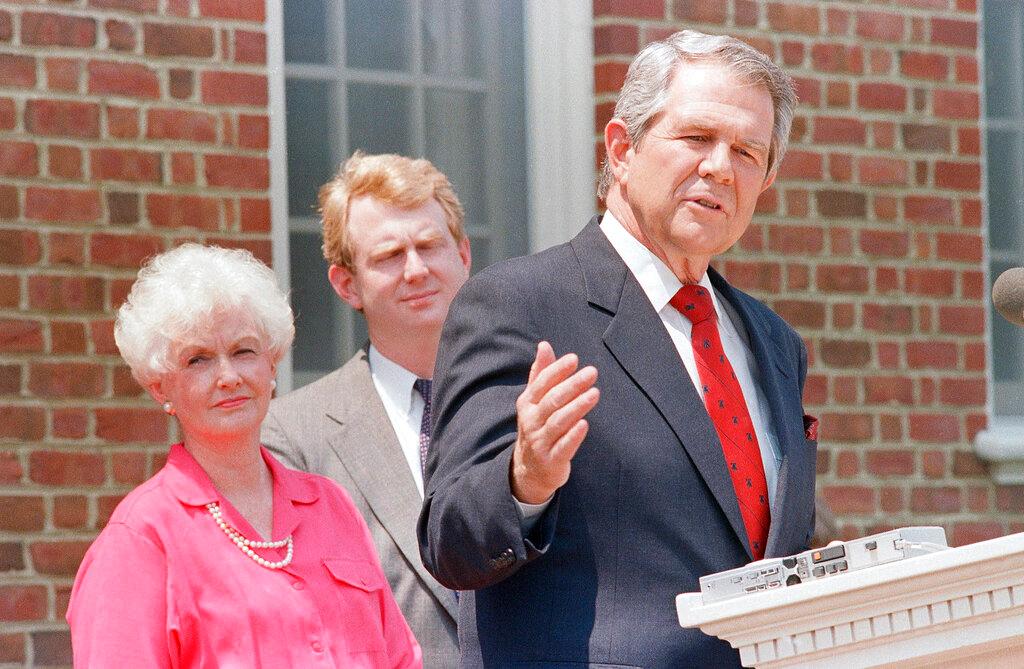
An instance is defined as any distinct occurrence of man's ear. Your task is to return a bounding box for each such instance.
[457,235,471,275]
[604,118,634,187]
[761,168,777,193]
[328,264,363,311]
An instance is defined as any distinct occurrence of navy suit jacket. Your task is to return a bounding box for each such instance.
[418,219,817,668]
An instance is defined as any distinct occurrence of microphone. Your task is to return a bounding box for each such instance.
[993,267,1024,327]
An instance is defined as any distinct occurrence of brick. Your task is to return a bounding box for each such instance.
[902,124,950,152]
[955,55,978,83]
[0,365,19,395]
[719,260,781,293]
[822,485,875,513]
[771,300,825,329]
[832,303,854,329]
[91,148,161,183]
[866,450,914,476]
[857,157,907,186]
[90,0,159,9]
[791,76,820,107]
[90,319,118,355]
[29,451,104,486]
[146,108,217,143]
[29,542,89,579]
[25,99,99,139]
[0,55,35,88]
[820,340,871,368]
[935,161,980,191]
[931,17,976,48]
[778,150,822,180]
[90,233,163,268]
[0,99,14,131]
[106,105,140,139]
[0,10,10,42]
[767,2,819,34]
[53,495,89,529]
[105,19,136,51]
[940,378,985,407]
[25,186,101,223]
[113,451,148,484]
[199,0,265,21]
[910,486,961,513]
[53,407,88,439]
[0,321,43,354]
[855,10,903,41]
[907,341,957,369]
[857,82,906,112]
[96,407,167,443]
[144,23,215,57]
[781,41,804,67]
[169,68,194,99]
[0,543,25,573]
[32,630,72,666]
[28,275,104,312]
[0,406,44,440]
[860,230,908,258]
[768,225,823,254]
[237,197,269,232]
[937,232,982,263]
[835,450,858,477]
[22,12,96,47]
[952,523,1002,547]
[107,191,139,225]
[673,0,725,22]
[0,230,41,264]
[51,321,87,356]
[0,451,23,484]
[200,71,267,105]
[900,52,948,81]
[816,190,866,218]
[98,494,127,527]
[938,305,984,335]
[910,415,960,443]
[88,60,159,99]
[593,0,662,18]
[204,154,269,189]
[0,141,36,177]
[233,114,266,149]
[812,117,865,145]
[904,196,954,225]
[29,362,104,398]
[0,496,44,532]
[45,58,79,91]
[48,233,85,266]
[234,29,266,64]
[933,89,978,120]
[921,450,945,478]
[953,450,988,477]
[810,44,863,74]
[862,304,912,333]
[594,24,638,56]
[594,63,628,96]
[816,265,868,293]
[146,193,220,230]
[49,145,82,179]
[0,585,46,621]
[827,153,851,182]
[864,376,913,405]
[0,275,19,307]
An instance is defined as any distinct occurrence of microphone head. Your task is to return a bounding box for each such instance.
[993,267,1024,327]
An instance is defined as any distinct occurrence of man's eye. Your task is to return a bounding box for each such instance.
[187,355,207,366]
[235,348,256,356]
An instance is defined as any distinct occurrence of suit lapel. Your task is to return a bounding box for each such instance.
[324,351,457,618]
[572,222,752,558]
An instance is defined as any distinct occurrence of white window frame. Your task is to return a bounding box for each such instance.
[266,0,595,394]
[974,1,1024,483]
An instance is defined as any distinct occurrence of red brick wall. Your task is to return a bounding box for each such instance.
[594,0,1021,549]
[0,0,271,665]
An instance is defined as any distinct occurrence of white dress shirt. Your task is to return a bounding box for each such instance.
[368,345,428,498]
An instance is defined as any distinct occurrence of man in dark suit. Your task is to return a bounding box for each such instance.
[418,30,817,667]
[263,152,469,668]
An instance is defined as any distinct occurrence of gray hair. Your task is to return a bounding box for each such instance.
[598,30,797,198]
[114,243,295,385]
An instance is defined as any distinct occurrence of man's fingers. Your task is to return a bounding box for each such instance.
[548,418,590,464]
[522,352,580,404]
[541,387,600,443]
[528,341,557,384]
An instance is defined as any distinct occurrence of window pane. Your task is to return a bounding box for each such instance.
[422,0,483,79]
[347,83,413,156]
[284,0,330,64]
[425,88,487,241]
[286,79,338,217]
[345,0,411,72]
[983,0,1023,120]
[289,230,343,374]
[986,128,1023,252]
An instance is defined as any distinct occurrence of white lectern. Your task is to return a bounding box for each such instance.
[677,532,1024,667]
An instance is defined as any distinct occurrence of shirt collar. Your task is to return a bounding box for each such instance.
[599,211,722,318]
[368,344,420,412]
[163,442,319,507]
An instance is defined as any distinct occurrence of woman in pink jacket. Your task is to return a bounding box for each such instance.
[67,244,422,668]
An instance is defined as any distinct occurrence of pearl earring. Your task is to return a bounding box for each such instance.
[162,401,175,415]
[271,379,277,391]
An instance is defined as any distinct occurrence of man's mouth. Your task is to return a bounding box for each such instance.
[691,197,722,210]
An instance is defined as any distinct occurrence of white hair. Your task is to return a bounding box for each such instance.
[114,243,295,385]
[598,29,797,198]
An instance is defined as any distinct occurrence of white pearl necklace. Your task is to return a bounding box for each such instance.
[206,502,293,569]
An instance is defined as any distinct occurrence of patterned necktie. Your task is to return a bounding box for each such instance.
[413,378,432,475]
[670,284,770,560]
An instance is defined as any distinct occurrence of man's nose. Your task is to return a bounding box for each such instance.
[404,250,429,281]
[216,357,242,387]
[698,141,734,184]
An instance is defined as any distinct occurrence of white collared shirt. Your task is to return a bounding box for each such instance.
[599,212,782,502]
[368,345,427,498]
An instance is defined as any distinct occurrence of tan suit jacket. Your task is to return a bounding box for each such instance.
[262,349,458,668]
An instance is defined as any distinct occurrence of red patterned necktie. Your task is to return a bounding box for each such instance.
[670,284,770,560]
